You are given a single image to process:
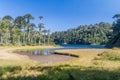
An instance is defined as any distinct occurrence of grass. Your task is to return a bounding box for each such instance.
[97,51,120,61]
[11,45,62,53]
[1,47,120,80]
[1,64,120,80]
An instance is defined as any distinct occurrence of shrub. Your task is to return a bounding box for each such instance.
[97,51,120,61]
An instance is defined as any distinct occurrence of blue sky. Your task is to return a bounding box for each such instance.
[0,0,120,32]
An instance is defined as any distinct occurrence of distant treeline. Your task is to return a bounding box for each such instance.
[0,14,53,46]
[51,22,113,45]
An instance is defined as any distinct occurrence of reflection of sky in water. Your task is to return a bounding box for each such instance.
[43,49,50,55]
[19,44,106,56]
[34,50,39,55]
[28,49,51,56]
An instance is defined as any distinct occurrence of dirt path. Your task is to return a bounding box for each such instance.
[0,48,29,60]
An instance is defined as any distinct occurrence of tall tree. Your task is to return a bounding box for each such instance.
[38,16,44,44]
[29,23,36,43]
[38,16,44,31]
[0,14,52,45]
[14,16,26,29]
[39,16,43,20]
[23,14,34,23]
[2,15,14,43]
[14,16,27,43]
[112,14,120,36]
[23,14,34,43]
[106,14,120,48]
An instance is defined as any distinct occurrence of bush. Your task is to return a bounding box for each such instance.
[97,51,120,61]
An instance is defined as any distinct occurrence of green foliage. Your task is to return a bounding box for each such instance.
[107,14,120,48]
[0,14,53,46]
[51,22,113,45]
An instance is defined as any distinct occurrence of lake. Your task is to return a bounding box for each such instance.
[16,44,105,63]
[16,49,75,64]
[58,44,105,49]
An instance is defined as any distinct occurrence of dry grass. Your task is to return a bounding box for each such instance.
[1,47,120,80]
[55,49,120,69]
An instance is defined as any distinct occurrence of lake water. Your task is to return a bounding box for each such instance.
[16,44,105,63]
[58,44,105,49]
[16,48,75,64]
[17,44,105,56]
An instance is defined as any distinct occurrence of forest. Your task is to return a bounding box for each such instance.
[0,14,120,46]
[51,22,113,45]
[0,14,52,46]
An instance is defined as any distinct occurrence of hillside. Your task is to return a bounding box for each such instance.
[51,22,113,45]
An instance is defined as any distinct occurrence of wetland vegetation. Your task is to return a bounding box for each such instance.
[1,47,120,80]
[1,0,120,80]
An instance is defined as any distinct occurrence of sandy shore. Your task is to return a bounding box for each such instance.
[0,46,58,60]
[0,48,27,60]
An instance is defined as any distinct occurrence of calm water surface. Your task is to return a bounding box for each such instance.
[17,44,105,56]
[16,44,105,63]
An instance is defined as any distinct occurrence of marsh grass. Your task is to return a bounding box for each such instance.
[1,64,120,80]
[12,45,61,53]
[97,51,120,61]
[1,48,120,80]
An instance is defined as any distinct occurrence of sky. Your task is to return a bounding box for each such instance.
[0,0,120,32]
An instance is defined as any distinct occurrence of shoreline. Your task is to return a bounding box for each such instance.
[0,46,110,64]
[0,46,59,61]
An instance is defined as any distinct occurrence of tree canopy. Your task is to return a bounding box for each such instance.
[0,14,52,46]
[51,22,113,45]
[106,14,120,47]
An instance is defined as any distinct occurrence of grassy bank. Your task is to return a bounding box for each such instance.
[1,47,120,80]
